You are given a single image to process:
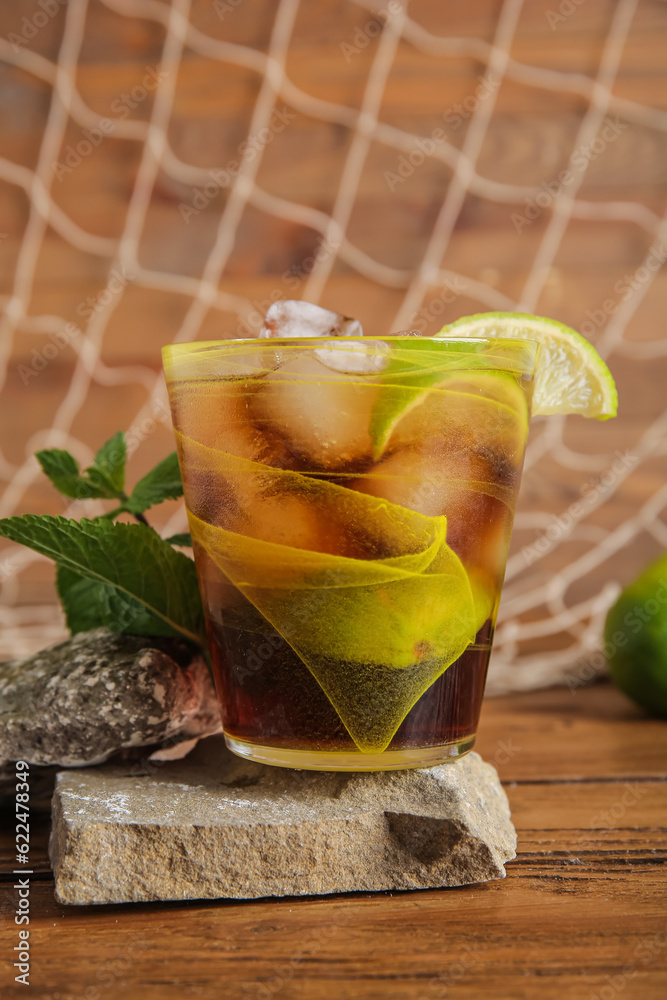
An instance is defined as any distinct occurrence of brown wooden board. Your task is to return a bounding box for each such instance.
[1,682,665,999]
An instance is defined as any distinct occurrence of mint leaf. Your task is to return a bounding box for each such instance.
[127,453,183,514]
[56,565,180,638]
[85,432,126,497]
[165,532,192,547]
[56,566,110,634]
[36,448,117,501]
[36,449,86,498]
[36,435,127,501]
[0,515,205,646]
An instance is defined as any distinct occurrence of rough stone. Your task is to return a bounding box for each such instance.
[0,628,221,767]
[49,738,516,905]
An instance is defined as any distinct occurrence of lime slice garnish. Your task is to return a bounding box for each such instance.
[441,312,618,419]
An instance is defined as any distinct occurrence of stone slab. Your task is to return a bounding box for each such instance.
[49,738,516,905]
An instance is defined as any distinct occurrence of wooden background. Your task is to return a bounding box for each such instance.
[0,0,666,686]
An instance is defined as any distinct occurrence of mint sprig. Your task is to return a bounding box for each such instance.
[0,432,204,648]
[36,433,183,523]
[37,432,127,501]
[0,516,204,645]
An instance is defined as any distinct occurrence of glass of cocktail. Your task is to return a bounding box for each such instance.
[163,323,540,770]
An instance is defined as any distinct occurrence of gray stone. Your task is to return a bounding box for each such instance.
[49,738,516,905]
[0,628,221,767]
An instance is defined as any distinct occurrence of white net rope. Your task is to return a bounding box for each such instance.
[1,0,666,693]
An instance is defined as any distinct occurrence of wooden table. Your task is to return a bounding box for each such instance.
[1,682,666,1000]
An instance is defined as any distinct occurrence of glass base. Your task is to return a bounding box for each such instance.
[224,734,476,771]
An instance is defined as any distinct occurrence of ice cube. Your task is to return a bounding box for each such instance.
[170,379,257,456]
[242,493,333,552]
[350,448,485,518]
[260,300,362,339]
[171,378,292,468]
[350,447,513,578]
[250,354,378,470]
[313,339,389,375]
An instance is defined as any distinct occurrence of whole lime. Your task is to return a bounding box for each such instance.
[604,553,667,718]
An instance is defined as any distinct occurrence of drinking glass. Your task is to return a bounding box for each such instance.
[163,335,539,770]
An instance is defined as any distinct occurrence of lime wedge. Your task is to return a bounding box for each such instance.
[368,338,536,459]
[378,370,530,467]
[441,312,618,419]
[604,552,667,718]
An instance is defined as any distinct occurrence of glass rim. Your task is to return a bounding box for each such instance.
[163,335,540,355]
[163,336,541,381]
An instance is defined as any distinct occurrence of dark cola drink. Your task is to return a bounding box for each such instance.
[164,333,537,769]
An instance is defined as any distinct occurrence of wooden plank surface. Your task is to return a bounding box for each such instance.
[1,681,665,1000]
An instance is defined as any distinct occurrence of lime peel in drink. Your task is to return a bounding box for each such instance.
[181,432,492,752]
[369,338,536,460]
